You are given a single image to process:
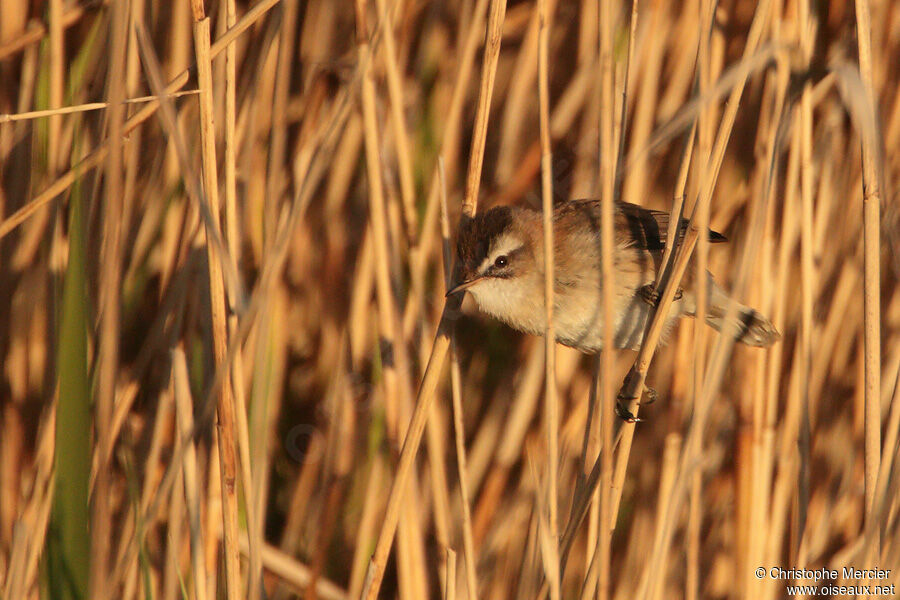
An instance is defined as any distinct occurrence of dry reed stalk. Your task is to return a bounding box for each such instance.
[0,0,281,243]
[278,434,323,563]
[118,387,177,597]
[460,0,506,219]
[225,98,263,600]
[647,433,681,600]
[347,456,385,598]
[361,1,506,596]
[591,0,618,597]
[744,54,789,600]
[469,344,546,545]
[0,92,200,122]
[686,0,716,596]
[120,0,145,239]
[863,367,900,566]
[444,548,457,600]
[495,0,556,185]
[854,0,883,544]
[46,0,62,173]
[527,449,560,598]
[796,0,817,569]
[421,0,490,189]
[571,9,603,568]
[761,131,805,600]
[536,0,559,598]
[187,5,242,597]
[354,0,405,443]
[439,160,479,600]
[0,2,86,60]
[264,0,298,254]
[621,5,664,209]
[172,348,210,600]
[641,79,780,600]
[251,294,288,599]
[609,0,774,515]
[372,0,417,242]
[422,352,453,563]
[354,1,431,596]
[4,1,900,598]
[238,541,349,600]
[554,1,776,593]
[161,469,184,600]
[2,403,55,599]
[221,0,259,588]
[90,0,127,595]
[449,344,478,600]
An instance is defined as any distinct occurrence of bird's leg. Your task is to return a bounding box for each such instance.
[615,368,644,422]
[615,367,659,422]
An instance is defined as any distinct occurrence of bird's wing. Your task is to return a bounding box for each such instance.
[615,200,727,251]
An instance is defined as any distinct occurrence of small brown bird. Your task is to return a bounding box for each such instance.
[447,200,780,353]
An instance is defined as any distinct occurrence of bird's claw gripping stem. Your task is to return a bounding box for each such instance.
[639,284,683,306]
[615,384,658,422]
[615,398,643,422]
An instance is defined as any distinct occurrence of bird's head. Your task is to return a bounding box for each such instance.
[447,206,537,299]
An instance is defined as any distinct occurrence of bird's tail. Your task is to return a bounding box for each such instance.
[705,304,781,347]
[684,275,781,347]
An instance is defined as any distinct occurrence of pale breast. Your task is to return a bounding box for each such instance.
[468,275,547,337]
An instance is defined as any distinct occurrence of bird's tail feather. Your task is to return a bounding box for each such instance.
[705,305,781,347]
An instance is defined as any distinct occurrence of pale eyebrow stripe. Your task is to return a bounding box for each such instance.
[479,241,524,274]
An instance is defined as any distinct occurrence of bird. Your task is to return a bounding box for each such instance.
[447,199,780,353]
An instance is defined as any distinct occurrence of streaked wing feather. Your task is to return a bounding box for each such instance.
[615,200,727,251]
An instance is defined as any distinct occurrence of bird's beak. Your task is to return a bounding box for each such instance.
[445,276,484,298]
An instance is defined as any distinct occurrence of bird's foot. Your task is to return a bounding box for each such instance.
[615,398,643,423]
[615,385,658,422]
[638,284,659,306]
[640,385,659,406]
[639,284,683,306]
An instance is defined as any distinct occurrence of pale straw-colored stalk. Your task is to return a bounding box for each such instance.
[0,0,282,245]
[219,0,262,593]
[90,0,127,595]
[439,159,479,600]
[188,2,242,596]
[854,0,883,548]
[360,1,507,597]
[172,348,210,600]
[537,0,559,597]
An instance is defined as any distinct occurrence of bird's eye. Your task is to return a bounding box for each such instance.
[494,255,508,268]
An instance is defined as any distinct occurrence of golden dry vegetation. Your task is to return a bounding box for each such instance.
[1,0,899,598]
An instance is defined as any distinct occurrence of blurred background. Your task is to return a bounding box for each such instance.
[1,0,899,598]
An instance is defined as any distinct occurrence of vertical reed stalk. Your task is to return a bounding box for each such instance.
[91,0,127,596]
[372,0,417,241]
[355,0,426,596]
[189,2,241,597]
[220,0,261,594]
[173,348,210,600]
[439,161,479,600]
[687,0,715,596]
[537,1,559,598]
[444,548,457,600]
[796,0,816,564]
[594,0,616,597]
[361,1,507,597]
[854,0,883,546]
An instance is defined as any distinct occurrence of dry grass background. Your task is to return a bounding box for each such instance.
[1,0,900,598]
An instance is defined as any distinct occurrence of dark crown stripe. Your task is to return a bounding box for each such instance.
[457,206,514,271]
